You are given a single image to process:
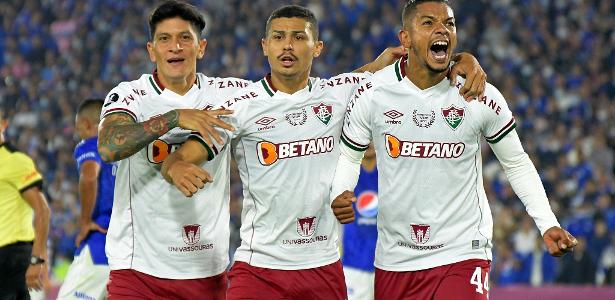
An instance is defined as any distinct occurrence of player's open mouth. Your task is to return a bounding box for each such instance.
[429,40,448,63]
[279,55,296,67]
[167,58,185,65]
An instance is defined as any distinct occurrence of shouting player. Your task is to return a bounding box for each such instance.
[330,1,578,299]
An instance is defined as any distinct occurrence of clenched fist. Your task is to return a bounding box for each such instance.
[331,190,356,224]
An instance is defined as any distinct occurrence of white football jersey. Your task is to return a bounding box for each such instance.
[101,72,250,279]
[208,74,368,270]
[342,57,517,272]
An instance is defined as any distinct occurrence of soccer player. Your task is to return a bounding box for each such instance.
[97,1,248,299]
[330,1,578,299]
[161,5,486,299]
[57,99,116,300]
[0,107,51,298]
[342,143,378,300]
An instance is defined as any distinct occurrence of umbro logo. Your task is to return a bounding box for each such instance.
[255,116,276,131]
[384,110,404,125]
[255,117,275,126]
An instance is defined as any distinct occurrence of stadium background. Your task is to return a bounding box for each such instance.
[0,0,613,296]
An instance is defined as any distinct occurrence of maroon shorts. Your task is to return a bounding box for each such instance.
[227,260,346,300]
[107,269,227,300]
[375,259,491,300]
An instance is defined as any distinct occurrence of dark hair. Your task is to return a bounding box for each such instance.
[402,0,450,28]
[265,5,319,39]
[77,98,104,117]
[149,0,206,39]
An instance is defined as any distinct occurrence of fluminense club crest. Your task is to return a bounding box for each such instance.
[311,102,333,125]
[410,224,431,244]
[182,224,201,245]
[441,105,465,130]
[297,216,318,237]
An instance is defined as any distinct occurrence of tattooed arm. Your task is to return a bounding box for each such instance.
[98,108,235,162]
[98,111,179,162]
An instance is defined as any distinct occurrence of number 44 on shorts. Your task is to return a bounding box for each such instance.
[470,267,489,294]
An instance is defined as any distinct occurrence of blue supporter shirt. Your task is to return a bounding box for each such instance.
[342,165,378,272]
[73,136,116,265]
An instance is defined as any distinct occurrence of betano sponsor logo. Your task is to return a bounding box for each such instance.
[147,139,182,164]
[385,134,465,159]
[257,136,335,166]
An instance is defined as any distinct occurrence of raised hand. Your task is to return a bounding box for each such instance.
[176,108,234,146]
[449,52,487,101]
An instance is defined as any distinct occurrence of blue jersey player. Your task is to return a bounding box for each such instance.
[58,99,116,300]
[342,143,377,300]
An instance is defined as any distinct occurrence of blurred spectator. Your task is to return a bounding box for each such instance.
[556,237,596,284]
[598,234,615,285]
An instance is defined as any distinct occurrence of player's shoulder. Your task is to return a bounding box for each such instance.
[74,137,98,154]
[315,72,368,91]
[200,74,252,91]
[370,59,405,87]
[460,79,509,109]
[217,79,267,110]
[105,74,150,103]
[348,62,402,102]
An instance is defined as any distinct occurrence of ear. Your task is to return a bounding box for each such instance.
[398,30,411,50]
[147,41,156,63]
[197,38,207,59]
[313,41,324,58]
[261,38,268,57]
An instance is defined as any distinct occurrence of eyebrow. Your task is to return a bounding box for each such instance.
[419,15,455,21]
[271,30,308,35]
[155,30,193,37]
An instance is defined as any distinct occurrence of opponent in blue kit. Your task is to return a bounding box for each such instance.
[58,99,116,300]
[342,144,378,300]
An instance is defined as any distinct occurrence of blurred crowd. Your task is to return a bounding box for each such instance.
[0,0,613,287]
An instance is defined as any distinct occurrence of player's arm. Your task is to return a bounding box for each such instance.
[449,53,487,101]
[489,130,577,257]
[330,81,374,224]
[161,139,213,197]
[75,160,106,248]
[330,144,365,224]
[98,108,234,162]
[21,185,50,291]
[353,46,407,73]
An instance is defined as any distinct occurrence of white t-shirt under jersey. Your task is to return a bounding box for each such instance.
[206,74,368,270]
[340,57,558,272]
[101,72,250,279]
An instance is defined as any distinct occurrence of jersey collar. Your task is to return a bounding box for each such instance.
[149,69,201,95]
[394,55,408,82]
[260,73,312,97]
